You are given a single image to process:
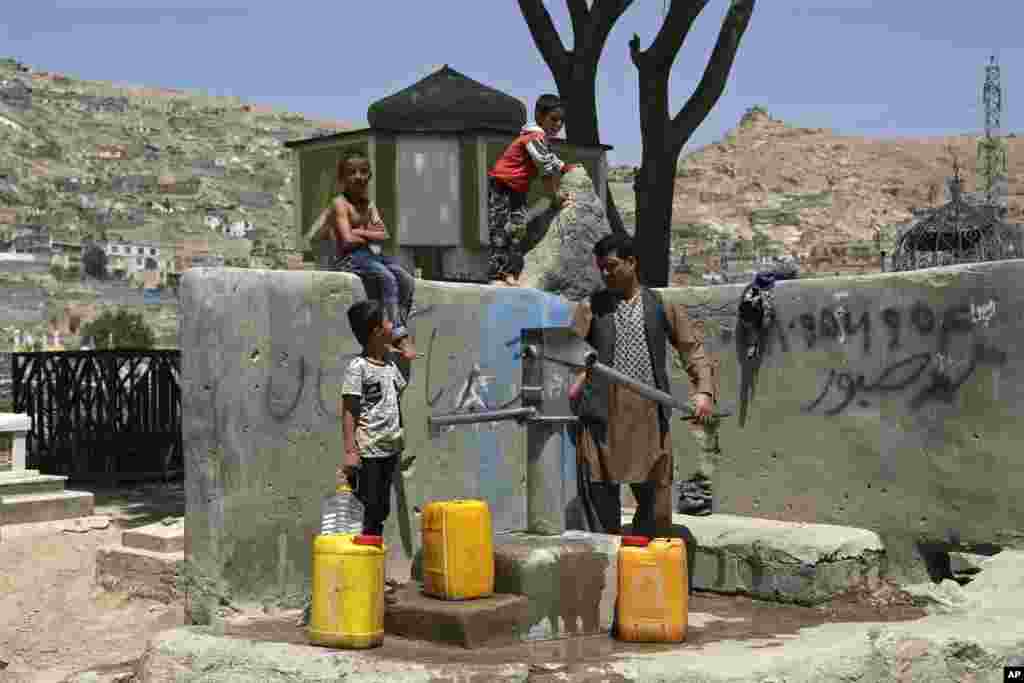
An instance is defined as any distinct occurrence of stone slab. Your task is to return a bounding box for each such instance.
[383,583,529,649]
[623,510,886,605]
[123,518,185,554]
[96,544,184,604]
[0,489,94,525]
[0,473,68,496]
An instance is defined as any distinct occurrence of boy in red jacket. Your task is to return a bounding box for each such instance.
[486,94,575,286]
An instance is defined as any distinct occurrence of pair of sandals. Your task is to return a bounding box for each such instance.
[678,474,713,516]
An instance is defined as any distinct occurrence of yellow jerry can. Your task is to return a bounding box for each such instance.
[615,536,688,643]
[421,499,495,600]
[308,533,386,649]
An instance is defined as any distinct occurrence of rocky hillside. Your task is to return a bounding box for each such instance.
[613,107,1023,255]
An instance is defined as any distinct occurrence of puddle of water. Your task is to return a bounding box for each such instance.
[220,591,930,668]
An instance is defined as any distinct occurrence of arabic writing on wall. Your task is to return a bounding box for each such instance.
[768,297,1007,416]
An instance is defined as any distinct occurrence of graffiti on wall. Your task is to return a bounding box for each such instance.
[803,342,1006,416]
[718,293,1010,422]
[756,297,1007,416]
[424,329,525,434]
[262,303,440,422]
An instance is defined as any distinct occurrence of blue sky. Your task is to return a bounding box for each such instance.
[3,1,1021,165]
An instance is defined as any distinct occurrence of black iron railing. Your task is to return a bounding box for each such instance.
[11,350,182,483]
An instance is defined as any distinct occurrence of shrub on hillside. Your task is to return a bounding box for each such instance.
[82,244,108,280]
[79,309,155,350]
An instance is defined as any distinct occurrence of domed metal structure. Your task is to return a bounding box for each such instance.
[367,65,526,133]
[891,159,1020,271]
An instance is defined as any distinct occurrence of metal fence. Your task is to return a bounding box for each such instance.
[11,350,182,483]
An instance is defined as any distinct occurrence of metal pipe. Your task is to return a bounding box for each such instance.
[526,421,568,535]
[427,406,537,428]
[585,355,690,412]
[584,353,733,419]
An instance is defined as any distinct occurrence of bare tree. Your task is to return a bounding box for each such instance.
[519,0,756,285]
[518,0,633,236]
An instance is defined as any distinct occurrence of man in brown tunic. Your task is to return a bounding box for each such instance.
[568,234,719,538]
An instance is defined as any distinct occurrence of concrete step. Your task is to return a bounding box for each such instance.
[96,544,184,604]
[122,517,185,553]
[0,473,68,496]
[622,509,885,606]
[384,583,529,649]
[0,489,94,525]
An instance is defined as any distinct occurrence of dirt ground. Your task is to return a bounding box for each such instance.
[0,480,930,682]
[0,481,187,683]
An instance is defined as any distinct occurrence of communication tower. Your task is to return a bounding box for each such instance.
[977,54,1008,208]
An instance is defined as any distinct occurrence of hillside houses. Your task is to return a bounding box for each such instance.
[0,224,231,286]
[102,239,162,278]
[202,210,254,238]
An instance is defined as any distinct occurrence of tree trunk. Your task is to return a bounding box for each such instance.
[634,154,678,286]
[518,0,632,237]
[630,0,757,286]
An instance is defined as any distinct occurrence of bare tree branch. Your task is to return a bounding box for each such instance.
[646,0,708,71]
[566,0,592,42]
[584,0,633,67]
[670,0,756,145]
[518,0,571,79]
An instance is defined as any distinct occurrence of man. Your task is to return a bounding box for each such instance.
[567,234,721,538]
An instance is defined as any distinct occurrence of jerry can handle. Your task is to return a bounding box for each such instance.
[353,535,383,546]
[621,536,650,547]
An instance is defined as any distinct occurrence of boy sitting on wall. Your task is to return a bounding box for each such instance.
[307,152,416,361]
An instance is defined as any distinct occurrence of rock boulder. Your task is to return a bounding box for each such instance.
[519,165,611,301]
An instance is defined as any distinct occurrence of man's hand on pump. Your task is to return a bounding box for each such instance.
[692,392,714,424]
[568,369,590,402]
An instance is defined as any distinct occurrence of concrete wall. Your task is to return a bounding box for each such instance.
[661,263,1021,574]
[181,261,1024,620]
[180,268,572,620]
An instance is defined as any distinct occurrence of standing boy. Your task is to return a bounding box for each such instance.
[340,300,412,539]
[486,94,575,286]
[308,152,416,360]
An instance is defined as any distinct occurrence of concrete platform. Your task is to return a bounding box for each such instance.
[402,530,632,643]
[96,518,185,603]
[383,583,529,648]
[624,509,886,606]
[412,531,624,642]
[492,530,622,641]
[0,489,95,525]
